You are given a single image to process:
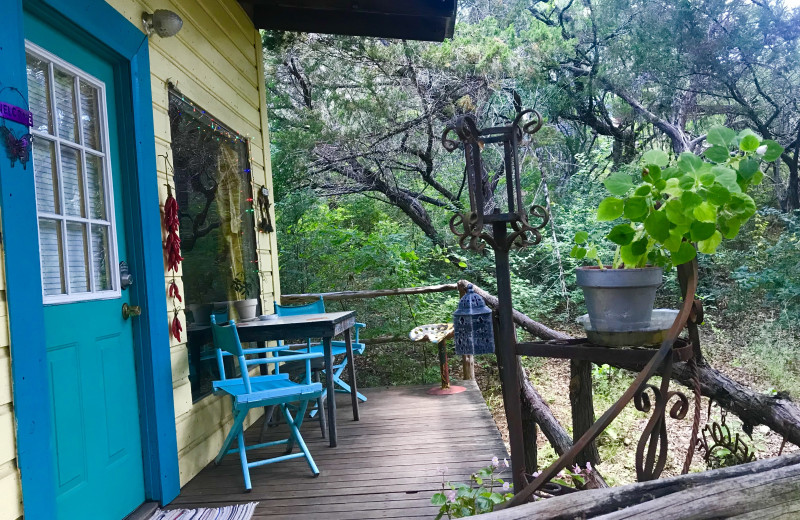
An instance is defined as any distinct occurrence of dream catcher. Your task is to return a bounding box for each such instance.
[256,185,274,233]
[0,87,32,170]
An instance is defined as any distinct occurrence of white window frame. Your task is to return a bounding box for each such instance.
[26,41,121,305]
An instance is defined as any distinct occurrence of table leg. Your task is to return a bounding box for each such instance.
[323,336,337,447]
[344,328,360,421]
[257,340,267,376]
[437,339,450,389]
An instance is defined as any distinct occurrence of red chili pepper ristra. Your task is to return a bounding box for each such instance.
[163,185,183,273]
[168,280,182,302]
[171,309,183,342]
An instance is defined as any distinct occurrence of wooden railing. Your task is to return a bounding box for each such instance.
[281,283,475,379]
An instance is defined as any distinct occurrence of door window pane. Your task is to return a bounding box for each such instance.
[66,222,89,293]
[85,153,106,220]
[60,146,85,217]
[79,81,102,151]
[91,225,112,291]
[54,68,78,143]
[26,55,52,134]
[39,219,65,296]
[33,139,59,213]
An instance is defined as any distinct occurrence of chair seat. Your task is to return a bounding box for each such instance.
[213,374,322,406]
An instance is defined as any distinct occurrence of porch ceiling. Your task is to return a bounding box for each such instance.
[239,0,457,42]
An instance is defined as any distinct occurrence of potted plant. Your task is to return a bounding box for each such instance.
[232,273,259,321]
[570,126,783,332]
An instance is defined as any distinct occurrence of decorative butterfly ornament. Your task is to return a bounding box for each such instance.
[1,126,32,170]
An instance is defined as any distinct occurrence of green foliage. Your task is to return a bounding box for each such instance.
[432,460,513,519]
[570,128,782,268]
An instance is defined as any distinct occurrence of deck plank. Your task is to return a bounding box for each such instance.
[171,381,508,519]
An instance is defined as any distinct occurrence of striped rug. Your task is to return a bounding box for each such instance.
[148,503,258,520]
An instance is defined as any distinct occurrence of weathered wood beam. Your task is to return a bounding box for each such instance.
[280,283,458,304]
[247,0,457,42]
[479,454,800,519]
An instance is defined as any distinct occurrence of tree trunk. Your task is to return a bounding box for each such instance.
[571,360,600,467]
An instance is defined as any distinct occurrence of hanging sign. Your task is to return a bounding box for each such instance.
[0,102,33,127]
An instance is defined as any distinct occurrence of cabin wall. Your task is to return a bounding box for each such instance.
[0,1,279,513]
[105,0,280,487]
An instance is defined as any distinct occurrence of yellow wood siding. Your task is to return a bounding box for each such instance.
[0,213,22,520]
[0,2,280,514]
[105,0,279,487]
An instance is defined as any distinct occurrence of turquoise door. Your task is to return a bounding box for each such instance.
[25,13,146,520]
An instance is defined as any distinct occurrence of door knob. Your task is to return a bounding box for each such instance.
[122,303,142,320]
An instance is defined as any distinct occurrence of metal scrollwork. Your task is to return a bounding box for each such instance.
[449,212,495,252]
[697,404,756,468]
[507,204,549,249]
[634,383,691,481]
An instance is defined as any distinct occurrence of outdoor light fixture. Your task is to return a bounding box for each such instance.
[453,285,495,355]
[142,9,183,38]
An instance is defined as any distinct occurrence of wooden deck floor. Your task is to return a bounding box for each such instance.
[171,381,508,519]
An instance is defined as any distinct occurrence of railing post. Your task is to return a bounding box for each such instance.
[493,222,527,493]
[462,355,475,380]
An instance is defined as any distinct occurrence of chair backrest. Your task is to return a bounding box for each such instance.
[274,296,326,317]
[210,315,251,392]
[211,302,229,323]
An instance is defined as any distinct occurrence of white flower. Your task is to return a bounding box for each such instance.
[445,489,457,503]
[586,462,593,473]
[491,456,499,467]
[532,471,541,478]
[503,458,510,468]
[757,144,768,155]
[502,481,511,491]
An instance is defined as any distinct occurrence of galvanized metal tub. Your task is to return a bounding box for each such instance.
[576,266,663,332]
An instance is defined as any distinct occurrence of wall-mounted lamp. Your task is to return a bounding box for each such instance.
[142,9,183,38]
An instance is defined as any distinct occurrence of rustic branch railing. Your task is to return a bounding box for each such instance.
[280,283,458,304]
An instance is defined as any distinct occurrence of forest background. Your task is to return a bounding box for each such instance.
[263,0,800,482]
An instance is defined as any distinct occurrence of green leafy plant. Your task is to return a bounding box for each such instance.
[232,273,255,300]
[431,458,513,518]
[570,127,783,269]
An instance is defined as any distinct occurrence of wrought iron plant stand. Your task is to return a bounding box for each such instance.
[442,111,703,506]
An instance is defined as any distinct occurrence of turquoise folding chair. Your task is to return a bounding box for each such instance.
[210,315,323,491]
[274,296,368,405]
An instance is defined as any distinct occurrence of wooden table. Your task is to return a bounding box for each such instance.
[188,311,360,447]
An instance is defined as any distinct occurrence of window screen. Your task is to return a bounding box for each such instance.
[168,88,260,401]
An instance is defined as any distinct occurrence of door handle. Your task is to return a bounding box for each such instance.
[119,261,134,290]
[122,303,142,320]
